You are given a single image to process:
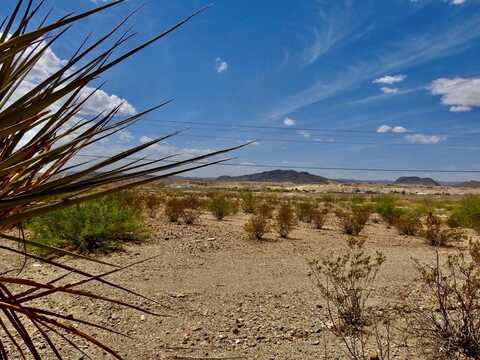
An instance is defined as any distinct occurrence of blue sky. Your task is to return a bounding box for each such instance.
[5,0,480,181]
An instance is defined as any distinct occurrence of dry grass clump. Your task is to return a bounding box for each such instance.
[336,206,372,236]
[164,197,186,223]
[309,238,386,359]
[408,249,480,359]
[311,208,329,230]
[244,214,270,240]
[164,195,202,224]
[183,208,200,225]
[275,202,297,238]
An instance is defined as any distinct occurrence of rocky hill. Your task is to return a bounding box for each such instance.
[394,176,440,187]
[217,169,329,184]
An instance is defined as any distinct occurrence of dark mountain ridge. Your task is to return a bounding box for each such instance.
[217,169,329,184]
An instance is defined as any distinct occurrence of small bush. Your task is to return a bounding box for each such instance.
[244,214,270,240]
[182,208,200,225]
[28,193,145,253]
[256,201,275,219]
[409,251,480,359]
[309,237,385,335]
[209,193,235,220]
[423,212,463,246]
[448,195,480,232]
[295,200,316,222]
[143,194,162,218]
[336,205,372,236]
[240,191,257,214]
[164,197,186,222]
[375,195,401,226]
[275,203,297,238]
[311,208,329,230]
[395,209,422,236]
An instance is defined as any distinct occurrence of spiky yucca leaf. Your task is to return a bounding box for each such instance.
[0,1,243,358]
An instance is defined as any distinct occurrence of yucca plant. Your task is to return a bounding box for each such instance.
[0,1,245,358]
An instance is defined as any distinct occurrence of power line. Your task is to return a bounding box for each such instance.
[139,119,480,138]
[76,153,480,174]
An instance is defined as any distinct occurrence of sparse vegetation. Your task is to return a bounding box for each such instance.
[296,200,316,222]
[165,197,187,223]
[244,214,270,240]
[375,195,401,226]
[240,191,257,214]
[275,202,297,238]
[423,212,463,246]
[394,208,422,236]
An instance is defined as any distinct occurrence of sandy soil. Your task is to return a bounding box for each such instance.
[2,211,477,359]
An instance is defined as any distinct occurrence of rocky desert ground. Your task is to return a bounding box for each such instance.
[3,182,480,360]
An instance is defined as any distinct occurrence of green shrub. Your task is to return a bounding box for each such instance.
[448,195,480,232]
[423,212,464,247]
[336,205,372,236]
[28,193,145,253]
[209,193,235,220]
[375,195,400,226]
[275,203,297,238]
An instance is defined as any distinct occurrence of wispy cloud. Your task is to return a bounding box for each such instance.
[373,75,407,84]
[300,1,374,66]
[267,11,480,120]
[429,77,480,112]
[404,133,446,144]
[215,57,228,73]
[380,87,399,94]
[299,130,311,138]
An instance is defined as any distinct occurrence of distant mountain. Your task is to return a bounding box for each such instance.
[458,180,480,188]
[394,176,440,187]
[217,169,329,184]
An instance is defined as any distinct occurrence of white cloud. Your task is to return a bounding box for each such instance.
[373,75,407,84]
[404,134,445,144]
[376,125,409,133]
[283,117,296,126]
[380,87,399,94]
[451,0,466,5]
[117,130,133,143]
[5,39,136,117]
[215,58,228,73]
[430,77,480,112]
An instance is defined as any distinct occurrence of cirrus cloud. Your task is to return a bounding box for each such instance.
[373,74,406,85]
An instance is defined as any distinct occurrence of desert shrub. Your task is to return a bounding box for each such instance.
[209,193,235,220]
[257,201,275,219]
[394,209,422,236]
[423,212,464,246]
[275,203,297,238]
[470,240,480,265]
[28,193,145,253]
[408,251,480,359]
[320,194,337,204]
[311,208,329,230]
[182,194,201,210]
[240,191,257,214]
[164,197,186,222]
[244,214,270,240]
[296,200,316,222]
[448,195,480,232]
[336,206,372,236]
[143,193,162,218]
[309,237,385,334]
[375,195,401,226]
[182,208,200,225]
